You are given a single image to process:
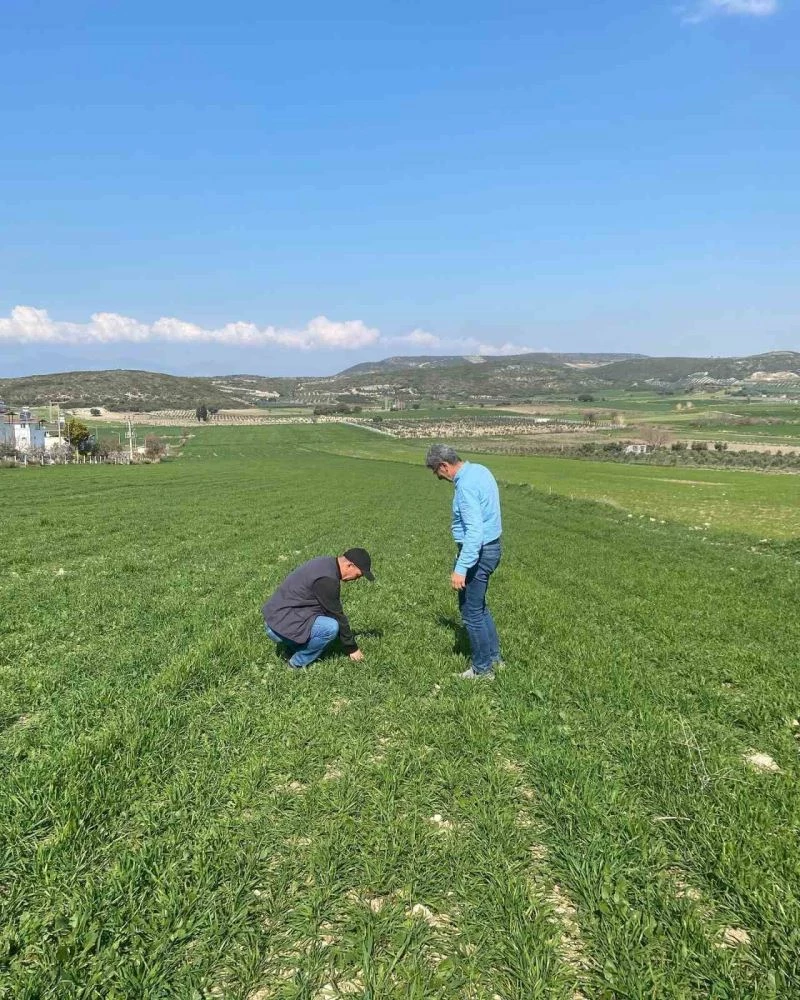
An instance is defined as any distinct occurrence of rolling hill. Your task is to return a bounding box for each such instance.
[338,352,643,376]
[1,350,798,411]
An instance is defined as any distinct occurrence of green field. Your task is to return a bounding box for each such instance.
[295,426,800,538]
[2,425,799,998]
[528,395,800,448]
[476,455,800,539]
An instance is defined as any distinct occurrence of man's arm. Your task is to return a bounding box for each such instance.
[454,487,483,576]
[311,577,358,653]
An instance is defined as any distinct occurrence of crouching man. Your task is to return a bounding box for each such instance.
[262,548,374,669]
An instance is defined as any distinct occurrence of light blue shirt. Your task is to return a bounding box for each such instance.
[451,461,502,575]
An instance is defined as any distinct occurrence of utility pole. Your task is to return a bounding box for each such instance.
[127,418,135,462]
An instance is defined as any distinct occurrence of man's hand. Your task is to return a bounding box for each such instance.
[349,649,364,662]
[451,572,466,591]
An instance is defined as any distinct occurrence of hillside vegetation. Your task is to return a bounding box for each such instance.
[2,350,799,411]
[0,370,298,412]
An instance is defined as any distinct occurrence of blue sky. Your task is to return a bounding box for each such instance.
[1,0,797,377]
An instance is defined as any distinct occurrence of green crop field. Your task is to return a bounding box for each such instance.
[473,455,800,539]
[2,425,799,999]
[545,396,800,448]
[300,426,800,539]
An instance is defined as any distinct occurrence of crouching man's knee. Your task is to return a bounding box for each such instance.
[317,616,340,640]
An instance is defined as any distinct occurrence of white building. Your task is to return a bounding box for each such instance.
[44,432,65,452]
[1,416,47,453]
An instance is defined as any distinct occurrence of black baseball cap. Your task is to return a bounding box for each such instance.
[343,547,375,581]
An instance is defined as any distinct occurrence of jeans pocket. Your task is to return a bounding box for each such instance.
[481,544,501,573]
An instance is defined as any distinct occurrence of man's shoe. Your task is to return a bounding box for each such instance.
[457,667,495,681]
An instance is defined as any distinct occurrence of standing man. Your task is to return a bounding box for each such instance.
[425,444,503,679]
[263,548,374,669]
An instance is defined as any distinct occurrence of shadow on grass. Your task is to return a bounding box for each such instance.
[436,615,470,658]
[266,627,385,668]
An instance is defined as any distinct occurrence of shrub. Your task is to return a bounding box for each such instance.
[144,435,167,460]
[96,437,118,459]
[49,441,73,463]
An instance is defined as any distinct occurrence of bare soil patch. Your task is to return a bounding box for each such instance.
[315,977,363,998]
[743,751,782,774]
[646,478,728,486]
[547,883,588,971]
[275,780,307,794]
[428,813,456,833]
[718,927,752,949]
[13,713,39,729]
[408,903,452,929]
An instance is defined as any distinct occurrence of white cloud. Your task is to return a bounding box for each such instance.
[681,0,777,23]
[392,328,442,349]
[475,341,537,356]
[0,306,546,358]
[0,306,379,351]
[387,329,540,356]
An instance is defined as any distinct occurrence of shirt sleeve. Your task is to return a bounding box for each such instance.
[310,577,358,653]
[454,487,483,574]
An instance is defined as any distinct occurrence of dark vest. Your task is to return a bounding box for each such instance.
[262,556,339,645]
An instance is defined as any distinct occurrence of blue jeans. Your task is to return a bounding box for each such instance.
[265,616,340,668]
[458,541,502,674]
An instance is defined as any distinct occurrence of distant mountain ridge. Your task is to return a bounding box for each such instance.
[338,352,644,375]
[1,350,798,411]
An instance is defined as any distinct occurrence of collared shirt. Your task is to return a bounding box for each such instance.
[451,462,502,574]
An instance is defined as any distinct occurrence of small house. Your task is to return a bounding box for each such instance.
[1,409,47,453]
